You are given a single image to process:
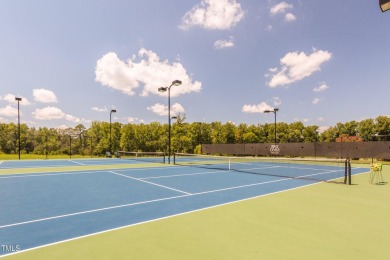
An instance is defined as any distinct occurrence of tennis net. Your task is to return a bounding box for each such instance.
[117,151,166,164]
[173,153,351,184]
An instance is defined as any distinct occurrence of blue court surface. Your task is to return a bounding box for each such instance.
[0,158,368,256]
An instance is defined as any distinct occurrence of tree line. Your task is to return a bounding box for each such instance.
[0,115,389,156]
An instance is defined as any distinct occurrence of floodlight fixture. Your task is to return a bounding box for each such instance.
[171,80,182,86]
[380,0,390,12]
[158,87,167,92]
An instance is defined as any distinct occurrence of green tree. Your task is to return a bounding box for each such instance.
[375,116,390,138]
[288,122,304,143]
[243,132,259,143]
[276,122,289,143]
[357,119,375,141]
[235,123,248,143]
[319,127,337,142]
[344,121,358,136]
[303,125,319,142]
[210,122,225,144]
[223,122,236,144]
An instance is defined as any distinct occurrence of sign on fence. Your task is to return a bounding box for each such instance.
[270,144,280,155]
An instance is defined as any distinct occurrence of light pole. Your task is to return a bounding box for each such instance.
[110,109,117,155]
[171,116,178,154]
[15,97,22,160]
[69,135,72,159]
[264,108,279,145]
[158,80,182,163]
[380,0,390,12]
[45,135,48,160]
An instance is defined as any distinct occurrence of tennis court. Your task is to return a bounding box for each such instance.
[0,156,368,257]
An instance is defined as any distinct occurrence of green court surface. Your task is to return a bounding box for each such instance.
[4,164,389,260]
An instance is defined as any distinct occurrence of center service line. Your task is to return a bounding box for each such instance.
[108,170,192,195]
[68,160,86,166]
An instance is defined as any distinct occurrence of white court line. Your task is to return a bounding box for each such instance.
[0,194,189,229]
[0,165,172,178]
[108,171,192,195]
[0,169,339,230]
[0,170,103,179]
[141,170,228,180]
[68,160,86,166]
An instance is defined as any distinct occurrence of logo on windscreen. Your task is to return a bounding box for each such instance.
[270,145,280,155]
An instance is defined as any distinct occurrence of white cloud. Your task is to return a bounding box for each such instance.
[171,103,185,115]
[273,97,282,106]
[0,105,18,117]
[2,94,31,106]
[270,2,293,15]
[214,37,235,49]
[313,83,329,92]
[179,0,244,30]
[242,102,273,113]
[312,98,322,104]
[91,106,108,112]
[317,117,325,122]
[147,103,167,116]
[95,49,202,98]
[267,49,332,88]
[285,13,296,22]
[318,126,330,134]
[33,107,64,120]
[127,117,145,123]
[147,103,185,116]
[33,89,58,103]
[57,125,69,130]
[32,106,80,122]
[65,114,81,123]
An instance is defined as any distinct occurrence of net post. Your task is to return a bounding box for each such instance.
[344,159,347,184]
[163,153,166,164]
[173,153,176,165]
[348,159,352,185]
[228,158,231,171]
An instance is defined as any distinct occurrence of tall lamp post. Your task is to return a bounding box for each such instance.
[158,80,182,164]
[264,108,279,145]
[15,97,22,160]
[171,116,178,154]
[380,0,390,12]
[110,109,117,155]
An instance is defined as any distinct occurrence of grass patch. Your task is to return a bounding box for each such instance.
[4,165,390,259]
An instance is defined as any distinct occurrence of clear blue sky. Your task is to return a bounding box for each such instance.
[0,0,389,131]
